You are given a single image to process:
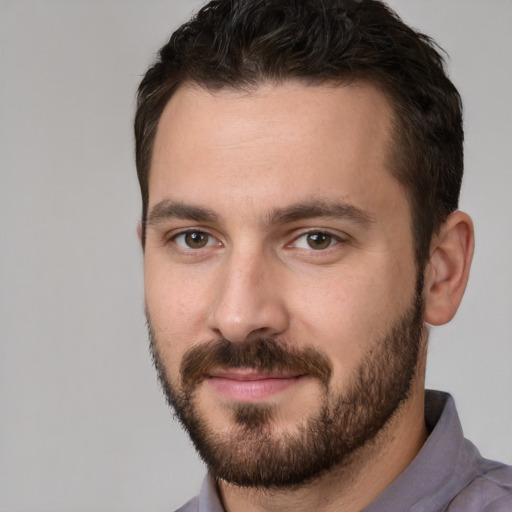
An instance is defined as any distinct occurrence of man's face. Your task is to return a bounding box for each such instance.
[143,82,425,487]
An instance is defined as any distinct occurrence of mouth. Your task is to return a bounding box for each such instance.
[206,368,306,402]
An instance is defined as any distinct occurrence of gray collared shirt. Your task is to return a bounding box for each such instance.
[175,390,512,511]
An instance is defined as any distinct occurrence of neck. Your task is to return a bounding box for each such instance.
[218,384,428,512]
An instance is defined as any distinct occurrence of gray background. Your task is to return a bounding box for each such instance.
[0,1,511,510]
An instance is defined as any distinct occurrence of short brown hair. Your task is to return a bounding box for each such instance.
[135,0,463,267]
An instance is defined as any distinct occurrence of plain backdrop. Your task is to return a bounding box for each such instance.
[0,1,511,511]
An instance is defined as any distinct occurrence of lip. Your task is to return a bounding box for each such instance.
[206,369,304,401]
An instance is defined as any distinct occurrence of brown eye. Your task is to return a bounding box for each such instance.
[306,232,332,250]
[184,231,209,248]
[173,231,216,249]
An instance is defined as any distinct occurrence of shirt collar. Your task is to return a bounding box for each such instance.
[364,390,481,511]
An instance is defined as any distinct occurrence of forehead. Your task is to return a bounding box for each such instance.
[149,81,404,221]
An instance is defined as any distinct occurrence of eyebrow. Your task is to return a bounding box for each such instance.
[145,200,220,226]
[264,199,375,227]
[145,198,374,228]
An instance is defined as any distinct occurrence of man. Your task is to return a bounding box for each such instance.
[134,0,512,510]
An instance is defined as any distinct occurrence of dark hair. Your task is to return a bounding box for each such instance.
[135,0,463,267]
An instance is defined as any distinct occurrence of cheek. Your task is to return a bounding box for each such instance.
[144,260,212,371]
[292,277,371,370]
[290,261,415,378]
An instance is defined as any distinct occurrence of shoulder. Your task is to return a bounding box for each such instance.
[447,459,512,512]
[174,495,199,512]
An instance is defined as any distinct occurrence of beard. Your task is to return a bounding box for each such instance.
[147,278,425,489]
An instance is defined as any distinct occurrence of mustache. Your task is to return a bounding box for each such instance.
[180,337,333,391]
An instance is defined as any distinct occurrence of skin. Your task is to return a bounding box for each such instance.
[142,81,474,512]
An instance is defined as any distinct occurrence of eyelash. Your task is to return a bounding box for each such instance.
[170,230,221,250]
[290,231,343,251]
[168,229,345,252]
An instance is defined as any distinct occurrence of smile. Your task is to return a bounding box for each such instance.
[206,369,305,401]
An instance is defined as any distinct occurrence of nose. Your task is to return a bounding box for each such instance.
[207,249,290,343]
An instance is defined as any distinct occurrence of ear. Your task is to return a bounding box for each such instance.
[423,211,475,325]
